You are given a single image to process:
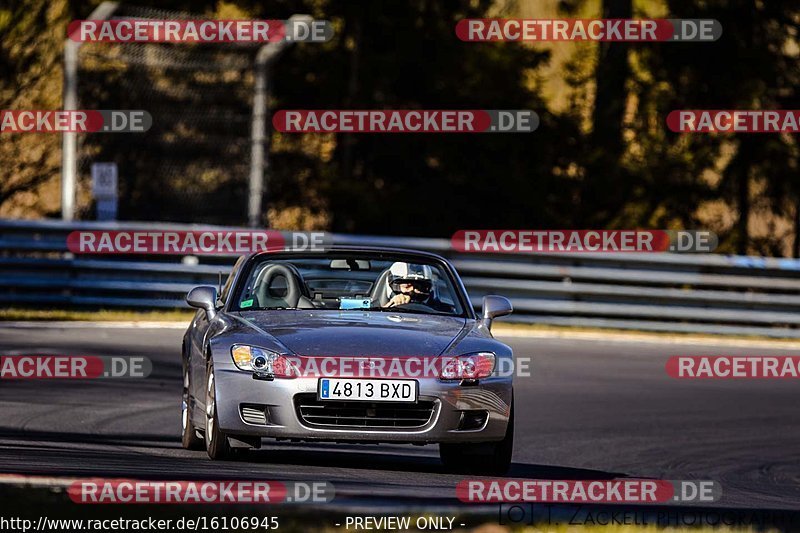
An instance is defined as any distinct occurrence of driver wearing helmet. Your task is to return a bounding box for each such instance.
[383,262,455,313]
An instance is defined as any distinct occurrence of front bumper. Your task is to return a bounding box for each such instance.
[213,364,512,444]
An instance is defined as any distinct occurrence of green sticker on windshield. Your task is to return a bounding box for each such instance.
[240,299,254,308]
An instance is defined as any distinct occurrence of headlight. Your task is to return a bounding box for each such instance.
[230,345,297,378]
[439,352,496,380]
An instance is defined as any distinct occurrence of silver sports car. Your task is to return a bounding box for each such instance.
[182,247,515,474]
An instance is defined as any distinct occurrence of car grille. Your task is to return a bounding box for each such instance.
[294,394,436,429]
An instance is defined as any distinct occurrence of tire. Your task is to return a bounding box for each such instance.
[181,361,204,450]
[440,397,514,475]
[204,361,234,460]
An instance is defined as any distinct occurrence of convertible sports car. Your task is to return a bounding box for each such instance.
[181,247,515,474]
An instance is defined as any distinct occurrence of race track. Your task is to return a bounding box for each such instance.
[1,324,799,510]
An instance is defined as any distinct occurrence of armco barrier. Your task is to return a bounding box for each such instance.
[2,219,800,337]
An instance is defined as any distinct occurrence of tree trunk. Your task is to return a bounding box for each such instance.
[591,0,632,156]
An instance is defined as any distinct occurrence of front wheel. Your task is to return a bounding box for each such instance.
[204,362,234,460]
[181,360,204,450]
[440,399,514,475]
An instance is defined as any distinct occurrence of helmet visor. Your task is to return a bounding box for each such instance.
[390,278,433,296]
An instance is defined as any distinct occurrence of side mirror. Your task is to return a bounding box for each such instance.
[481,295,513,330]
[186,286,219,320]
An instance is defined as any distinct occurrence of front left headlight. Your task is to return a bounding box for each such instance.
[439,352,496,380]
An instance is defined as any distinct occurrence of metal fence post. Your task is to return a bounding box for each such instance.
[62,41,79,221]
[248,15,312,228]
[60,2,119,221]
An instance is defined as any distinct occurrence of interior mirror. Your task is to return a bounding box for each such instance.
[330,259,371,270]
[186,285,218,320]
[481,295,513,330]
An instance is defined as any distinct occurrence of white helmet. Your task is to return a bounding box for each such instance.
[386,262,434,300]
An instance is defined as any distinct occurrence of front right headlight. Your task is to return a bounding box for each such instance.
[230,344,297,378]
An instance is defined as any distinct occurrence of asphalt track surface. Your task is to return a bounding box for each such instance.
[1,324,799,511]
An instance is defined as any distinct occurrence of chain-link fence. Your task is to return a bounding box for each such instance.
[72,4,261,224]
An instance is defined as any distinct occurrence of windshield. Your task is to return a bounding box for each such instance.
[232,253,466,317]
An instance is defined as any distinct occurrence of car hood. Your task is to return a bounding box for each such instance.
[233,310,469,356]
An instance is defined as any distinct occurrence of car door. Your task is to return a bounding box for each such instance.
[188,256,246,411]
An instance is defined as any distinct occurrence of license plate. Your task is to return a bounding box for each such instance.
[317,378,417,402]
